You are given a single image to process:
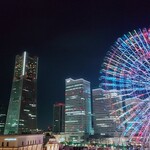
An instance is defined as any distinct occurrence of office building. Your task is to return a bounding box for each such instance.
[0,105,7,135]
[65,78,92,136]
[92,88,122,137]
[53,103,65,133]
[4,51,38,135]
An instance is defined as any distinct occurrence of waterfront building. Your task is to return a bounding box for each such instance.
[0,134,43,150]
[92,88,122,137]
[53,103,65,133]
[4,51,38,135]
[65,78,92,139]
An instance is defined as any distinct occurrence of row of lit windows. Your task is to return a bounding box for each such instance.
[29,104,36,107]
[0,114,6,117]
[65,111,85,115]
[66,84,83,89]
[0,139,41,147]
[96,118,114,120]
[96,124,110,127]
[0,124,5,127]
[65,120,78,123]
[28,114,36,118]
[65,87,82,91]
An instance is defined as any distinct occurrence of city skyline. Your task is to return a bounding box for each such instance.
[0,1,150,129]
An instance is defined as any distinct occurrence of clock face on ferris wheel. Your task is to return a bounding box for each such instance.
[100,28,150,144]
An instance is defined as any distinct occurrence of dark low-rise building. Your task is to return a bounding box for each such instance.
[0,104,7,135]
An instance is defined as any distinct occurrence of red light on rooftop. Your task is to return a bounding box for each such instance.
[54,102,65,106]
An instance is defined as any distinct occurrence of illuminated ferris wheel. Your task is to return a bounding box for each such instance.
[100,28,150,146]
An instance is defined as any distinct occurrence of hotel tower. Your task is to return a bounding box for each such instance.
[4,51,38,134]
[65,78,92,136]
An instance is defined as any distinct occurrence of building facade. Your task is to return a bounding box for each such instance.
[65,78,92,136]
[92,88,122,137]
[4,51,38,135]
[53,103,65,133]
[0,134,43,150]
[0,105,7,135]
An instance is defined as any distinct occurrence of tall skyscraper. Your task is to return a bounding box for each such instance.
[4,51,38,135]
[92,88,122,137]
[65,78,92,135]
[0,104,7,135]
[53,102,65,133]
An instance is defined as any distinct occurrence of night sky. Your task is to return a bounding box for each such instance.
[0,0,150,129]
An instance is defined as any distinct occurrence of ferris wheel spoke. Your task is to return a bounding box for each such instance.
[128,106,149,139]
